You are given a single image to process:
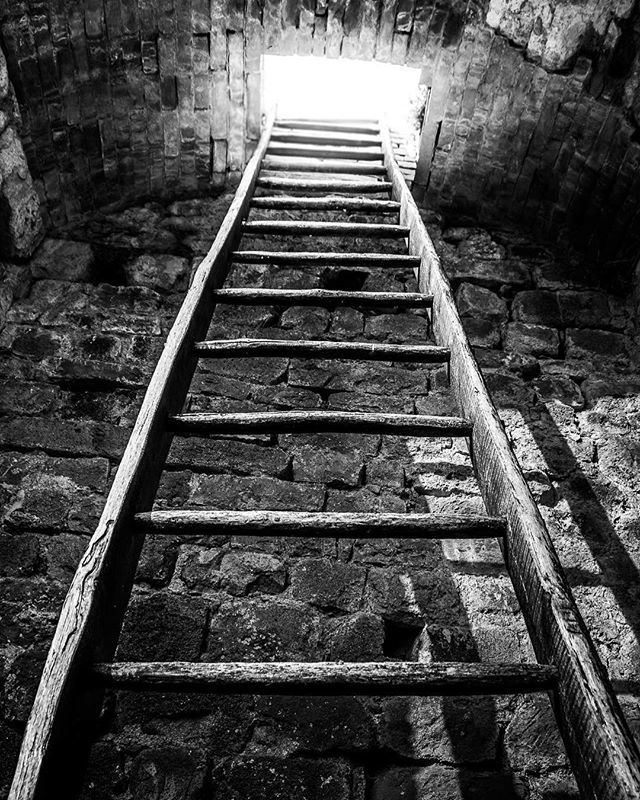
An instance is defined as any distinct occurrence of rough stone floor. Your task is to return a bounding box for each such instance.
[1,190,640,800]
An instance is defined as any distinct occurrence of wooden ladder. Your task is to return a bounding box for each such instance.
[9,113,640,800]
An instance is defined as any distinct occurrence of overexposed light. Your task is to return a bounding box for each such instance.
[263,55,421,132]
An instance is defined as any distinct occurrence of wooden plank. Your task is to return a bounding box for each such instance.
[379,120,640,799]
[242,220,409,236]
[232,251,420,267]
[92,660,558,695]
[251,196,400,212]
[7,115,277,800]
[211,288,433,307]
[261,158,387,175]
[169,411,472,437]
[135,509,507,538]
[271,129,381,146]
[257,176,392,192]
[267,143,383,160]
[275,119,379,134]
[194,338,449,363]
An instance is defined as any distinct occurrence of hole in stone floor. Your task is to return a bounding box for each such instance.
[321,268,369,291]
[383,620,423,660]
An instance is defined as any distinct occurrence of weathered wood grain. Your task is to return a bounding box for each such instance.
[232,250,420,266]
[169,410,472,437]
[251,196,400,212]
[92,660,558,695]
[379,119,640,799]
[261,158,387,174]
[270,129,381,146]
[274,118,379,134]
[242,220,409,236]
[8,115,278,800]
[134,509,507,538]
[211,288,432,307]
[194,338,448,362]
[257,176,392,192]
[267,143,383,160]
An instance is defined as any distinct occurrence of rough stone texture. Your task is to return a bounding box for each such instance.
[2,2,640,276]
[1,194,640,800]
[0,48,42,260]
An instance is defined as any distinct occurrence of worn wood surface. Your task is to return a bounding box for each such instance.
[92,660,558,695]
[242,220,409,237]
[232,250,420,267]
[267,143,383,160]
[135,509,507,538]
[7,115,278,800]
[170,410,471,437]
[251,196,399,211]
[211,288,432,307]
[257,177,392,192]
[261,158,387,175]
[194,338,449,363]
[270,129,381,146]
[379,119,640,799]
[275,119,379,134]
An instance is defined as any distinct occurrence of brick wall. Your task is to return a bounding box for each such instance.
[1,193,639,798]
[1,1,640,275]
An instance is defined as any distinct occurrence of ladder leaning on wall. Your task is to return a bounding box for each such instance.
[8,111,640,800]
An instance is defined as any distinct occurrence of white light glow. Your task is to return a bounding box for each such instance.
[263,55,421,131]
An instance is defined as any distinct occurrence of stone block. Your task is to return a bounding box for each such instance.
[0,127,44,259]
[565,328,629,361]
[504,322,560,357]
[279,305,330,335]
[29,238,94,282]
[444,257,530,289]
[206,599,321,661]
[129,746,206,800]
[461,317,501,348]
[167,437,290,477]
[187,474,325,511]
[456,282,508,322]
[117,592,208,660]
[326,612,385,660]
[371,765,518,800]
[512,290,562,326]
[364,313,429,343]
[329,306,364,338]
[123,252,190,292]
[557,290,626,331]
[211,757,352,800]
[220,551,287,596]
[290,557,367,611]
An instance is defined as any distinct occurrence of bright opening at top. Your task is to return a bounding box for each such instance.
[263,55,423,132]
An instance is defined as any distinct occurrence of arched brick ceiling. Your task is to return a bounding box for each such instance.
[1,0,639,275]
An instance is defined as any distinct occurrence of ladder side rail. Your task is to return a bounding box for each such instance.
[8,112,275,800]
[379,118,640,800]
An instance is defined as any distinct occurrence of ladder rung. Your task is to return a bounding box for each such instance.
[257,177,391,193]
[271,129,381,146]
[251,196,400,212]
[134,510,507,538]
[169,411,472,437]
[275,119,380,134]
[232,251,421,267]
[92,660,558,695]
[262,158,387,175]
[211,288,432,308]
[267,143,383,161]
[242,220,409,237]
[195,339,449,363]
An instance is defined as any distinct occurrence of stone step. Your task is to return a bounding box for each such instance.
[251,196,400,212]
[267,143,383,161]
[169,411,471,437]
[211,288,432,308]
[92,660,558,695]
[261,158,387,175]
[232,251,420,267]
[194,338,449,363]
[134,510,507,539]
[257,177,391,193]
[242,220,409,237]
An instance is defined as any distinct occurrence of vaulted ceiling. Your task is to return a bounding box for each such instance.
[1,0,639,276]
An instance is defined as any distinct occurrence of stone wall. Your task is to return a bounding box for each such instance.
[1,193,640,798]
[0,44,42,259]
[1,1,640,273]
